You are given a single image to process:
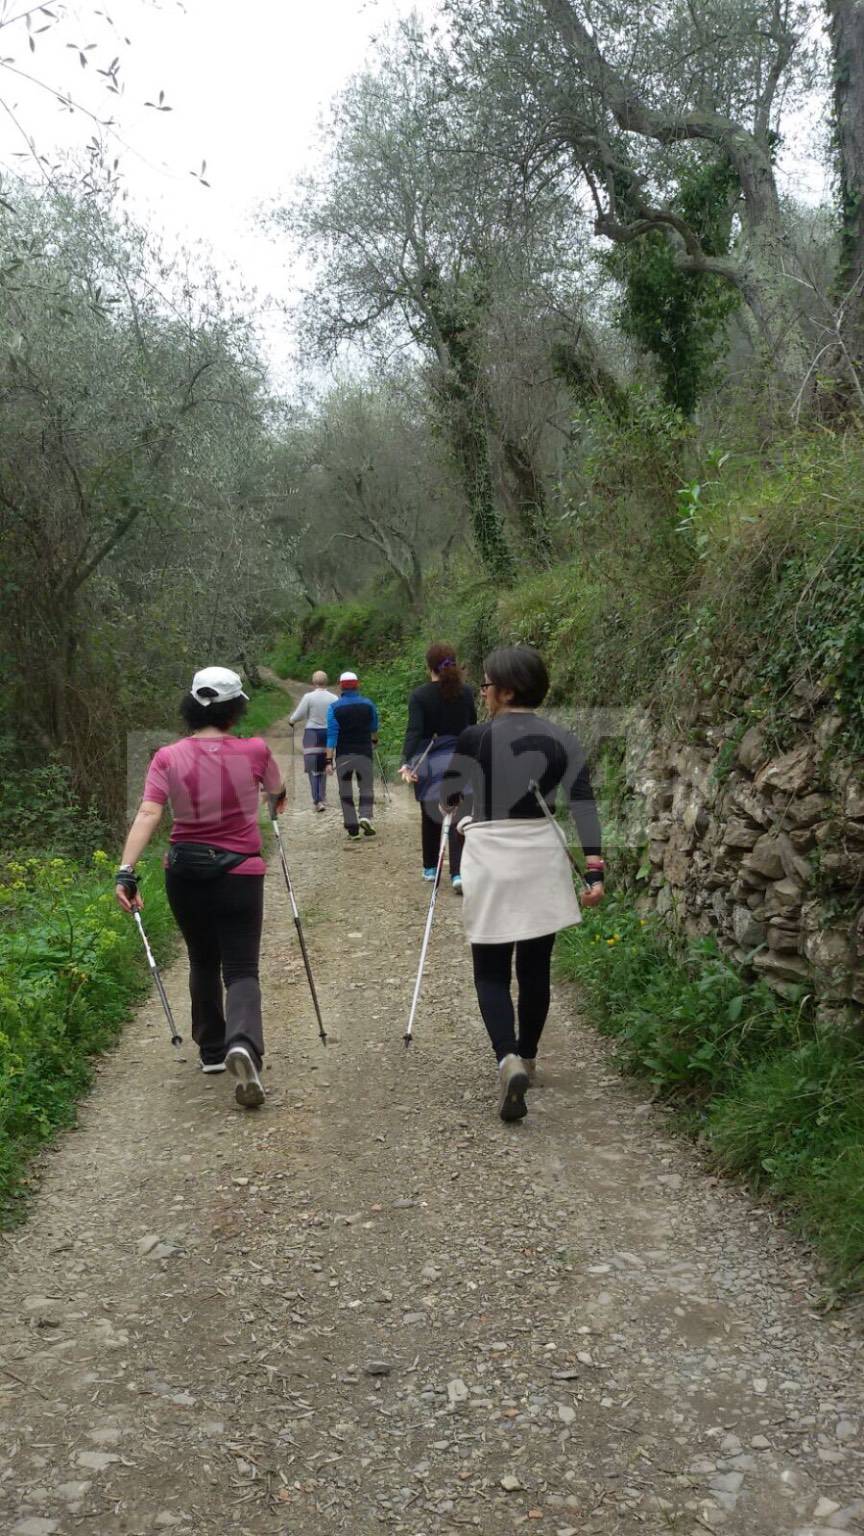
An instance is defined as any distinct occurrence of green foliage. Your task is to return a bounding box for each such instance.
[557,897,864,1287]
[557,897,794,1099]
[709,1041,864,1286]
[236,686,293,738]
[0,846,175,1220]
[670,434,864,752]
[269,631,306,681]
[607,158,741,414]
[278,431,864,764]
[284,594,412,682]
[0,177,297,832]
[575,390,694,516]
[755,539,864,753]
[0,731,108,859]
[362,643,428,771]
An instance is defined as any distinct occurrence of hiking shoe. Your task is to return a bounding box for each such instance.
[225,1045,265,1109]
[498,1054,529,1122]
[359,817,376,837]
[315,803,326,813]
[521,1058,537,1086]
[451,874,463,893]
[422,867,437,881]
[346,828,360,840]
[200,1058,226,1075]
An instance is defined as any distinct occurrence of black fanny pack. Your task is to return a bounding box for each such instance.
[166,843,257,881]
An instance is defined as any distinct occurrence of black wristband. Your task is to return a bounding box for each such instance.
[585,868,605,888]
[115,869,138,894]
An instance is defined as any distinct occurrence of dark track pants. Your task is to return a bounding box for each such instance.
[165,871,265,1067]
[471,932,556,1063]
[420,801,462,875]
[336,753,374,832]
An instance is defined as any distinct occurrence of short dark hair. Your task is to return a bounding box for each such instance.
[484,645,549,708]
[179,692,248,732]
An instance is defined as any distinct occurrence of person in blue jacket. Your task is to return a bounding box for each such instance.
[325,670,380,840]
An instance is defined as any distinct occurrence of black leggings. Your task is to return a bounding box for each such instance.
[165,871,265,1067]
[420,802,462,875]
[471,933,556,1063]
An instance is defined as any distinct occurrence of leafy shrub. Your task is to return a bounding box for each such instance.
[0,732,108,860]
[0,847,175,1219]
[289,589,411,680]
[269,631,305,680]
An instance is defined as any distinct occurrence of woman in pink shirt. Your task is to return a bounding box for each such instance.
[115,667,285,1108]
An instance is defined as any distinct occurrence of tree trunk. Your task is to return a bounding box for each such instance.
[421,273,516,584]
[826,0,864,354]
[447,392,515,583]
[237,651,263,690]
[502,437,554,566]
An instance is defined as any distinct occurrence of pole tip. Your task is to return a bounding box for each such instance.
[172,1034,183,1047]
[403,1033,412,1049]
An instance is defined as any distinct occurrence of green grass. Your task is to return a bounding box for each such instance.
[362,645,427,772]
[237,685,293,737]
[557,897,864,1290]
[0,845,176,1222]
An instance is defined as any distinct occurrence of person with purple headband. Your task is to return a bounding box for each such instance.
[399,642,477,889]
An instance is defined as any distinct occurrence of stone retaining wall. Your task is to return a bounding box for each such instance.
[621,700,864,1022]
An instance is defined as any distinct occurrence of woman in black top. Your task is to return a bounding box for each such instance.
[444,646,604,1123]
[399,642,477,887]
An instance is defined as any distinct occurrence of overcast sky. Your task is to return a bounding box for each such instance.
[0,0,831,389]
[0,0,439,383]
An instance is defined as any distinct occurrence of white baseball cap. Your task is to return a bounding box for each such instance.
[339,670,359,686]
[191,666,249,706]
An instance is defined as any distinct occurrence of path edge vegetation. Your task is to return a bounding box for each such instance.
[272,428,864,1295]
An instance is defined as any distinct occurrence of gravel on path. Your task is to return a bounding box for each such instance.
[1,685,862,1536]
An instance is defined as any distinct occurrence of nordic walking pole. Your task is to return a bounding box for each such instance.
[268,795,327,1045]
[528,779,590,891]
[404,811,453,1048]
[375,747,392,805]
[133,911,182,1047]
[410,733,438,779]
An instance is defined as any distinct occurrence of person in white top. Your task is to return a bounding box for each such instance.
[290,671,339,811]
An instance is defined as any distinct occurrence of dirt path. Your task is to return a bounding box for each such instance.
[1,687,863,1536]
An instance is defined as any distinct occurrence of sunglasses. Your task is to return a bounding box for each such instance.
[480,680,492,691]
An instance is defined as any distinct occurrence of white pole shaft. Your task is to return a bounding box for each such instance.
[405,812,452,1042]
[134,910,155,967]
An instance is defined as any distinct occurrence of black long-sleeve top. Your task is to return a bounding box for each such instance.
[444,712,602,859]
[401,681,477,764]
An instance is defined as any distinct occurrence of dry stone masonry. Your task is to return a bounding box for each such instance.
[622,696,864,1023]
